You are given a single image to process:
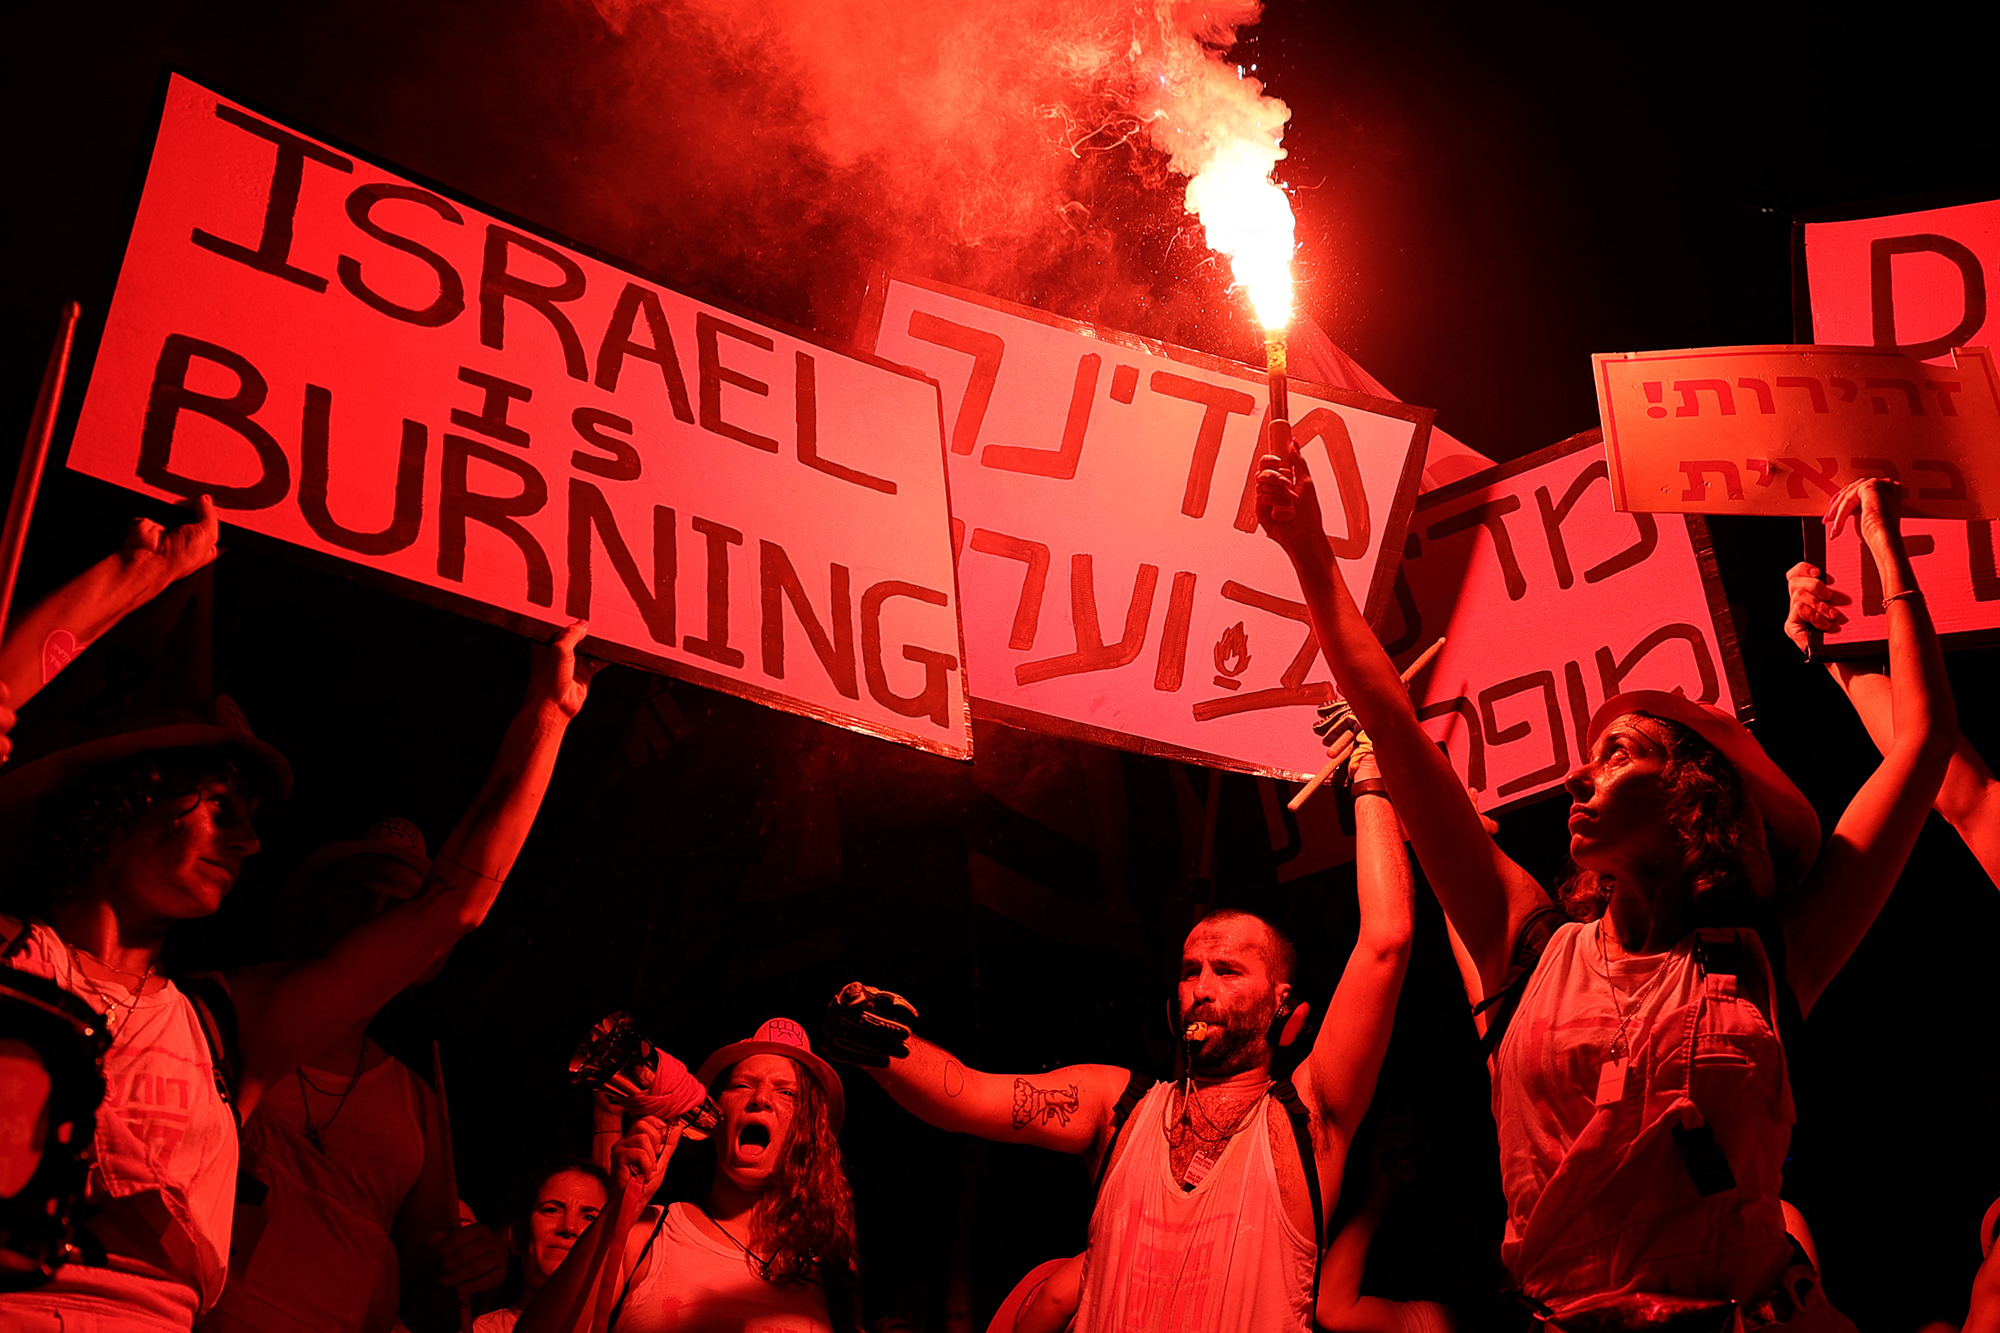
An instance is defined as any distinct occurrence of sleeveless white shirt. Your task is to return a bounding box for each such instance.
[615,1201,834,1333]
[1075,1081,1314,1333]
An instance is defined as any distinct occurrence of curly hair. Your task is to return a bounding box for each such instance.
[720,1056,860,1330]
[1556,714,1758,924]
[4,747,255,918]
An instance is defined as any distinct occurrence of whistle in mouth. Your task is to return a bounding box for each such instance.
[1184,1022,1211,1042]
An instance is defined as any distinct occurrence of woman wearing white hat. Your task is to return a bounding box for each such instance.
[1257,436,1954,1329]
[518,1018,859,1333]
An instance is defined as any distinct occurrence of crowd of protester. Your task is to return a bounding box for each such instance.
[2,440,1997,1333]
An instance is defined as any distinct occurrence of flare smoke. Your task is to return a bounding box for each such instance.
[572,0,1293,338]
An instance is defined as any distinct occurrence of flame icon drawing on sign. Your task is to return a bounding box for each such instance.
[1212,622,1251,691]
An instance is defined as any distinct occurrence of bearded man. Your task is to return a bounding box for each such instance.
[824,756,1415,1333]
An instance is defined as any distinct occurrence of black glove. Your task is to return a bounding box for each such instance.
[1313,697,1359,745]
[820,981,919,1067]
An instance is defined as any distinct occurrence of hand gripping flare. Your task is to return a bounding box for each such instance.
[820,981,920,1067]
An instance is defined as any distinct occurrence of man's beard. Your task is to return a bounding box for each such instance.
[1187,999,1277,1075]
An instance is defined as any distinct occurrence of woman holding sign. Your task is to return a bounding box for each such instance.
[0,509,597,1333]
[1257,434,1954,1329]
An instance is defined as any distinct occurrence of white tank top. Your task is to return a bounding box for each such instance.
[615,1202,834,1333]
[1492,920,1795,1306]
[1075,1081,1314,1333]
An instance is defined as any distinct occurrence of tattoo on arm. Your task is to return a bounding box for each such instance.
[944,1061,965,1097]
[1012,1078,1081,1129]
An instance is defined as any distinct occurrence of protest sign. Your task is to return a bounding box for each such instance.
[858,273,1430,780]
[1803,198,1997,365]
[1798,198,2000,653]
[69,73,971,758]
[1594,344,2000,519]
[1373,429,1748,815]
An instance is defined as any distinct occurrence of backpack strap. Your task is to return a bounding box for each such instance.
[1268,1077,1324,1313]
[607,1204,673,1330]
[1090,1066,1153,1198]
[1475,906,1568,1060]
[177,971,267,1206]
[177,971,243,1130]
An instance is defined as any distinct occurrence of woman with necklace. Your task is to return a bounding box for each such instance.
[201,821,510,1333]
[1257,441,1954,1327]
[518,1019,859,1333]
[0,502,599,1333]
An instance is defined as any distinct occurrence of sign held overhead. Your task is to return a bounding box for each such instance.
[69,73,971,759]
[1594,343,2000,520]
[1380,429,1749,814]
[1797,197,2000,653]
[859,272,1430,782]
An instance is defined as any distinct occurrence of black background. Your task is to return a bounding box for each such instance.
[5,3,1996,1329]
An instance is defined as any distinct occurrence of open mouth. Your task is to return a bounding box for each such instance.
[736,1122,772,1158]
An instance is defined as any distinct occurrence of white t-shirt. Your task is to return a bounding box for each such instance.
[0,917,239,1328]
[614,1202,834,1333]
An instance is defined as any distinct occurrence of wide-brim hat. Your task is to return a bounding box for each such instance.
[1588,690,1820,895]
[271,817,432,951]
[696,1017,845,1132]
[0,695,292,814]
[279,817,431,895]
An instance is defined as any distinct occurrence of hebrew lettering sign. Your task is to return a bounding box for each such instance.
[1595,344,2000,520]
[1799,198,2000,653]
[70,74,972,758]
[1375,430,1749,814]
[859,272,1430,779]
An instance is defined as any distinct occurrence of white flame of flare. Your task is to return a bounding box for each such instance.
[1184,138,1294,329]
[1139,18,1296,332]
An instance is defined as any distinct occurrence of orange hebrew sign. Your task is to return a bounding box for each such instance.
[70,74,971,758]
[1799,197,2000,653]
[859,272,1430,780]
[1594,344,2000,519]
[1374,429,1748,815]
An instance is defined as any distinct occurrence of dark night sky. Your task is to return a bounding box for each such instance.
[5,3,1997,1330]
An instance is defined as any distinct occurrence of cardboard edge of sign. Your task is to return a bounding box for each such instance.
[971,697,1318,784]
[850,264,1436,632]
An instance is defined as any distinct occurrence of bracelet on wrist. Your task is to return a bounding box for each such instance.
[1880,589,1925,608]
[1350,778,1391,800]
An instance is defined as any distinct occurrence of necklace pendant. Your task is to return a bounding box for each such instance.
[1594,1058,1629,1108]
[305,1123,328,1155]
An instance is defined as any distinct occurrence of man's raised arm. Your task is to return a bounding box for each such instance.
[820,984,1129,1160]
[1295,753,1415,1213]
[230,622,599,1115]
[0,496,219,723]
[1257,434,1545,999]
